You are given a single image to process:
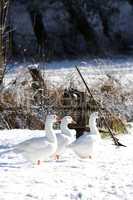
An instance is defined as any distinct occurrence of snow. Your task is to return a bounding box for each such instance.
[4,58,133,120]
[0,130,133,200]
[5,57,133,91]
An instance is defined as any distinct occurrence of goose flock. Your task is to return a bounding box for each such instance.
[1,112,101,165]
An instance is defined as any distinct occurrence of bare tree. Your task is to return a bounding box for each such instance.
[62,0,100,54]
[0,0,9,85]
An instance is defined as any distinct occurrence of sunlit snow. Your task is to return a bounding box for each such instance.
[0,130,133,200]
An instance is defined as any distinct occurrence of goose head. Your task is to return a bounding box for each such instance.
[60,116,76,136]
[46,114,58,123]
[45,114,59,133]
[61,116,76,126]
[90,112,99,120]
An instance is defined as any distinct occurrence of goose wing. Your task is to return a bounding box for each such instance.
[69,134,94,148]
[14,137,51,153]
[57,134,70,146]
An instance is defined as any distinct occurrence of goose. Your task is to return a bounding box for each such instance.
[0,114,58,165]
[68,112,101,159]
[55,116,76,160]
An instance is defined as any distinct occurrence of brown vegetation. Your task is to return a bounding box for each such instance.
[0,66,127,139]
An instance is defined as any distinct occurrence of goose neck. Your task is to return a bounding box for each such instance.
[45,120,56,142]
[45,122,54,133]
[61,123,72,137]
[89,116,99,135]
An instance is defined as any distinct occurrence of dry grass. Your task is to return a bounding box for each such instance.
[0,67,127,138]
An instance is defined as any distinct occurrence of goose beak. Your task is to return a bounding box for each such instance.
[71,120,77,124]
[56,116,61,123]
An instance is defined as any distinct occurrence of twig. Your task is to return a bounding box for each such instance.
[75,65,126,147]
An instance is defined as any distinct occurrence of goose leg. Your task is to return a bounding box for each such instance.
[37,160,41,165]
[56,155,60,160]
[53,154,60,160]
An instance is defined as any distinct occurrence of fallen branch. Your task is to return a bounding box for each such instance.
[75,65,126,147]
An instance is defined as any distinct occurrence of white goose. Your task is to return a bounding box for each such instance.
[55,116,76,159]
[68,112,101,159]
[1,115,58,165]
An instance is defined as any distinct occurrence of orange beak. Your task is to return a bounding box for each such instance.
[71,120,77,124]
[56,116,61,123]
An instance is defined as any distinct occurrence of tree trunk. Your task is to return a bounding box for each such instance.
[62,0,100,54]
[0,1,4,85]
[0,0,9,85]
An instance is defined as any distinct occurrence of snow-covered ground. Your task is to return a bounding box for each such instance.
[0,130,133,200]
[5,57,133,90]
